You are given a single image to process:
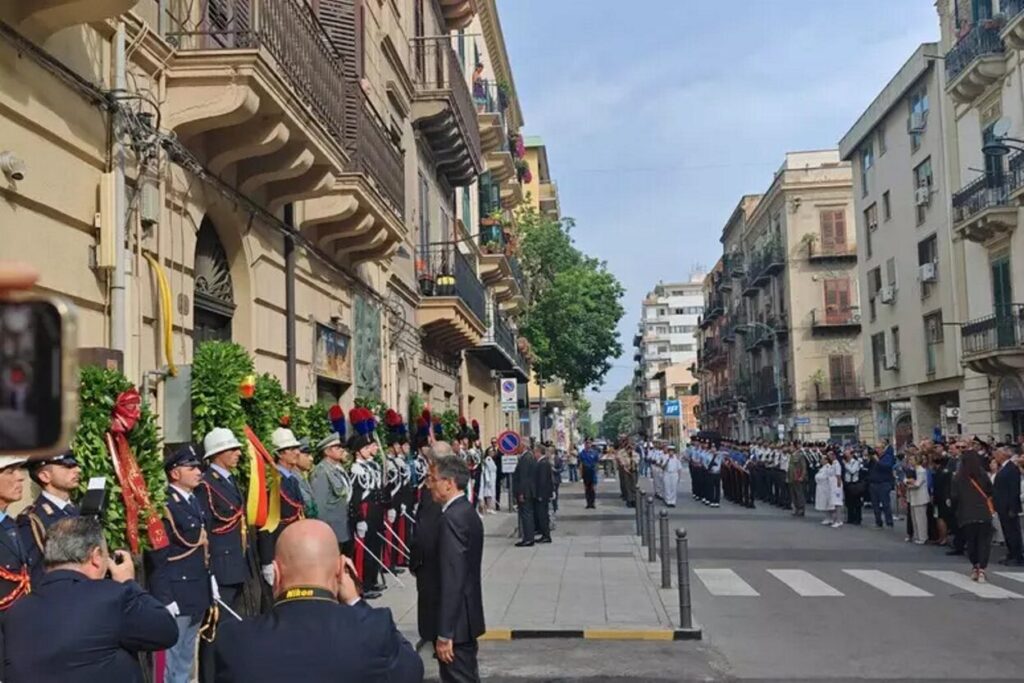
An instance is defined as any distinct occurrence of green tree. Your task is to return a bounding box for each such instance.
[600,384,635,441]
[574,398,598,440]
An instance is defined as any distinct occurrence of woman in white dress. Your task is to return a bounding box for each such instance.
[481,450,497,513]
[816,451,843,527]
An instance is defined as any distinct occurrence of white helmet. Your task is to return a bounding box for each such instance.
[203,428,243,460]
[271,427,301,452]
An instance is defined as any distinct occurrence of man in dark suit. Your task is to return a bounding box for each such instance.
[993,446,1023,565]
[147,445,214,683]
[533,448,553,544]
[513,447,536,547]
[213,519,422,682]
[18,451,80,581]
[432,456,485,683]
[4,516,178,683]
[410,444,445,648]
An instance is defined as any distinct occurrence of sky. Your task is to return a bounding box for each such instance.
[497,0,940,420]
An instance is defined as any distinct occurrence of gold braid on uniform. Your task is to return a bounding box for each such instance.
[163,507,210,566]
[26,513,46,556]
[279,488,305,524]
[0,566,31,610]
[198,603,220,643]
[201,483,248,549]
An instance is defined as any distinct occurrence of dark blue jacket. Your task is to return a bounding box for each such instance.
[3,569,178,683]
[256,470,305,564]
[146,487,213,624]
[196,468,252,587]
[213,594,423,682]
[19,494,78,580]
[868,446,896,485]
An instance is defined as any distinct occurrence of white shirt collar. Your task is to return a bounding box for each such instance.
[169,484,194,501]
[210,463,232,480]
[41,490,71,510]
[442,492,465,513]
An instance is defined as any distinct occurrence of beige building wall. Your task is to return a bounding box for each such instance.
[839,43,964,447]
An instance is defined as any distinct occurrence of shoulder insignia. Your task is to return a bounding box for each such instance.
[211,471,221,480]
[41,503,54,516]
[171,491,180,503]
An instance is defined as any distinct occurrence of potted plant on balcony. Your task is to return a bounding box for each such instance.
[810,369,826,401]
[496,78,511,110]
[800,232,818,257]
[515,159,530,184]
[435,257,456,296]
[416,258,435,296]
[513,134,526,160]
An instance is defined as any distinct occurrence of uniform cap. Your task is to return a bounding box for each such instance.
[317,432,342,452]
[271,427,301,452]
[164,445,202,471]
[203,427,243,460]
[30,450,78,469]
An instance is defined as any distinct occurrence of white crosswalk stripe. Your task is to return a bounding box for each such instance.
[842,569,932,597]
[920,570,1024,599]
[992,571,1024,585]
[695,568,760,596]
[767,569,844,597]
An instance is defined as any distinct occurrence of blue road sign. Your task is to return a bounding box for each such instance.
[498,430,521,455]
[664,400,681,417]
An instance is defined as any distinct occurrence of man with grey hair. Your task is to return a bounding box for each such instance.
[3,517,178,682]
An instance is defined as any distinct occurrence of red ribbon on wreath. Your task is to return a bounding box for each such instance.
[106,388,168,553]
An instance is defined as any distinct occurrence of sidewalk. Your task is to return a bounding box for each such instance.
[377,475,685,640]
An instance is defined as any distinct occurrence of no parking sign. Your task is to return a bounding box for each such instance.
[500,378,518,412]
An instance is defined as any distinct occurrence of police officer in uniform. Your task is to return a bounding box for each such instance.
[0,454,31,679]
[148,446,214,683]
[348,408,387,598]
[257,427,306,588]
[20,450,80,575]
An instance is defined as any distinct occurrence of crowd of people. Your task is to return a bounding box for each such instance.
[0,404,496,682]
[674,434,1024,583]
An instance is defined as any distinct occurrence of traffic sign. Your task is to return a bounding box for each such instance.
[794,417,811,426]
[500,378,518,412]
[664,400,681,417]
[497,430,521,455]
[501,455,519,470]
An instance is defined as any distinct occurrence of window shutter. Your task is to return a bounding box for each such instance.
[313,0,360,150]
[832,210,847,248]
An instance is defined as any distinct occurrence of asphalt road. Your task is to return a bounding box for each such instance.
[435,475,1024,681]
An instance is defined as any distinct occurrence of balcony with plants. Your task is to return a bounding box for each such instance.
[741,236,786,295]
[409,35,482,187]
[415,243,488,351]
[803,233,857,262]
[960,303,1024,374]
[810,305,862,333]
[945,18,1007,104]
[467,299,530,380]
[477,179,527,306]
[810,371,868,404]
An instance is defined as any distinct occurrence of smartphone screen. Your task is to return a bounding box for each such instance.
[0,300,64,452]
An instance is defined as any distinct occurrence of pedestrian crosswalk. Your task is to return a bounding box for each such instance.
[694,567,1024,600]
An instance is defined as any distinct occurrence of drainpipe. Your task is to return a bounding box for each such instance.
[284,205,297,393]
[111,22,127,356]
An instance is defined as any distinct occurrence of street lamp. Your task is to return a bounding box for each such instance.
[735,321,783,441]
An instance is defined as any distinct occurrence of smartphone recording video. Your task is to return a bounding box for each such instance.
[0,296,76,457]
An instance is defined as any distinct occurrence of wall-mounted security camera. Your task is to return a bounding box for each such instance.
[0,152,25,182]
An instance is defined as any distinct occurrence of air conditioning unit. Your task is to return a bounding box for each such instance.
[879,285,895,303]
[884,352,900,370]
[908,111,927,134]
[919,262,937,282]
[915,186,931,206]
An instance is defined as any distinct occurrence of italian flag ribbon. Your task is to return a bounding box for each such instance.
[106,388,168,553]
[244,425,281,532]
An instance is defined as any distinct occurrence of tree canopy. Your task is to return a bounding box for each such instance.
[517,204,625,395]
[600,384,635,441]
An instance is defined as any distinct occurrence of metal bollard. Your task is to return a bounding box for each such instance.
[676,528,692,629]
[646,496,656,562]
[639,494,648,546]
[635,484,643,536]
[659,511,671,588]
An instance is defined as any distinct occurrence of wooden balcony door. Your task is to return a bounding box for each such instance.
[823,278,851,324]
[828,354,855,398]
[820,209,847,255]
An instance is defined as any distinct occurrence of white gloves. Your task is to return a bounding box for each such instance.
[210,575,221,602]
[356,521,368,538]
[400,504,407,515]
[165,601,180,617]
[386,509,397,523]
[261,564,276,586]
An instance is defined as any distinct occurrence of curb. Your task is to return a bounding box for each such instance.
[478,627,702,642]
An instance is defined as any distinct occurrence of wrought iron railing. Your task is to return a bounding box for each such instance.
[165,0,349,150]
[1003,0,1024,23]
[815,381,866,402]
[945,23,1005,83]
[348,92,405,216]
[507,255,528,295]
[811,307,861,327]
[951,172,1018,223]
[961,303,1024,356]
[808,241,857,259]
[749,378,792,409]
[409,36,482,168]
[473,78,509,117]
[416,244,487,324]
[483,300,528,373]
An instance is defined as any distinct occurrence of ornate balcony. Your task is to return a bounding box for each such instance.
[807,240,857,262]
[810,306,862,333]
[951,173,1019,244]
[477,224,526,308]
[945,23,1006,105]
[416,245,487,351]
[500,180,524,210]
[410,36,483,187]
[475,79,508,154]
[467,300,529,380]
[7,0,136,38]
[164,0,352,210]
[960,304,1024,374]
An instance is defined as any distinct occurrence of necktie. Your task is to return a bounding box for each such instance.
[66,502,79,516]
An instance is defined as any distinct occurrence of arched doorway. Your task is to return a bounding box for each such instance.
[193,217,235,344]
[894,411,913,450]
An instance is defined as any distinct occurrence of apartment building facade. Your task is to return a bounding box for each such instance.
[0,0,531,442]
[633,278,703,437]
[936,0,1024,439]
[697,152,875,443]
[839,43,964,448]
